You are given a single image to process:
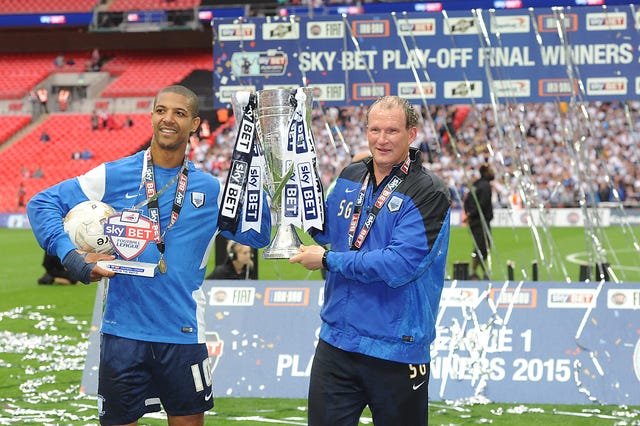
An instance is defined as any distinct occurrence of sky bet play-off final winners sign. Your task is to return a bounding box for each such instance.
[212,5,640,108]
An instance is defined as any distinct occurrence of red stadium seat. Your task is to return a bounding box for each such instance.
[108,0,201,12]
[0,115,31,147]
[0,0,99,14]
[0,53,55,99]
[100,50,212,98]
[0,113,149,212]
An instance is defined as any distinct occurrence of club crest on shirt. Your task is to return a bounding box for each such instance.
[191,192,205,208]
[387,195,403,212]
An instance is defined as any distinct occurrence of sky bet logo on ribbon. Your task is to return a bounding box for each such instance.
[104,211,155,260]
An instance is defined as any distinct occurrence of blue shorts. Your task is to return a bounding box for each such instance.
[98,334,214,425]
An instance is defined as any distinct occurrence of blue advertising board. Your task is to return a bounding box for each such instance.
[212,5,640,107]
[0,12,93,28]
[0,7,242,28]
[81,279,640,405]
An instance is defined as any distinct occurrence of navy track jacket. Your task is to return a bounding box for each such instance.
[315,148,451,364]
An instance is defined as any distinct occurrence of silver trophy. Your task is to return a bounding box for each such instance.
[231,88,315,259]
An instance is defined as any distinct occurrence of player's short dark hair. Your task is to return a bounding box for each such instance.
[154,85,199,117]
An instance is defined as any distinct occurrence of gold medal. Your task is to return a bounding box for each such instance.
[158,257,167,274]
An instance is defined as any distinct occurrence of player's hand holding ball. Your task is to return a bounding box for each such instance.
[62,200,116,283]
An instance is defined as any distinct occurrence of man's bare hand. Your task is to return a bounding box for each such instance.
[289,245,325,270]
[81,251,116,282]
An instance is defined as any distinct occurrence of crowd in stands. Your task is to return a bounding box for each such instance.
[4,94,638,213]
[443,101,640,208]
[188,100,640,209]
[1,49,637,213]
[3,1,634,213]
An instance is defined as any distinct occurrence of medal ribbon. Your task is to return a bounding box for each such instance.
[348,155,411,250]
[218,94,257,233]
[144,149,189,257]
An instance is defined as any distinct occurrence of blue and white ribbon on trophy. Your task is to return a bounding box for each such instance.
[218,92,264,234]
[284,88,325,233]
[218,87,323,238]
[241,136,265,233]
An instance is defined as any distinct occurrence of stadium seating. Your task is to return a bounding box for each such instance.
[0,113,149,212]
[0,49,210,100]
[0,52,88,99]
[108,0,201,12]
[0,115,31,147]
[100,50,212,98]
[0,53,55,100]
[0,48,213,211]
[0,0,99,14]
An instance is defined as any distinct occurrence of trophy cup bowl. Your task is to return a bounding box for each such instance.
[258,88,315,259]
[230,88,314,259]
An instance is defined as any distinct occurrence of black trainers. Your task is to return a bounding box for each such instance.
[37,273,54,285]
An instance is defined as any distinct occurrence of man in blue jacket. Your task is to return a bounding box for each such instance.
[290,96,450,425]
[28,85,271,426]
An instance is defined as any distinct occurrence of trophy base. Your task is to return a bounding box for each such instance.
[97,259,157,277]
[263,224,303,259]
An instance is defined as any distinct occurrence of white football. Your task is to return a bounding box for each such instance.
[63,200,116,254]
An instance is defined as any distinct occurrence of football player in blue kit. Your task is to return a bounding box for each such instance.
[290,96,450,425]
[27,85,272,426]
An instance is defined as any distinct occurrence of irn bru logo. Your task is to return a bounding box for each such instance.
[537,14,578,32]
[353,83,390,100]
[264,288,310,306]
[490,288,537,308]
[352,20,390,37]
[538,79,577,97]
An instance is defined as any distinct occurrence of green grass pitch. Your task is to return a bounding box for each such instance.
[0,227,638,425]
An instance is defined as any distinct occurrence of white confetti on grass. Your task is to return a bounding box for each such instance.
[2,306,639,425]
[0,306,97,424]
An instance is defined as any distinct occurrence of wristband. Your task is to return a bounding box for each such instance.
[321,250,329,270]
[62,250,95,284]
